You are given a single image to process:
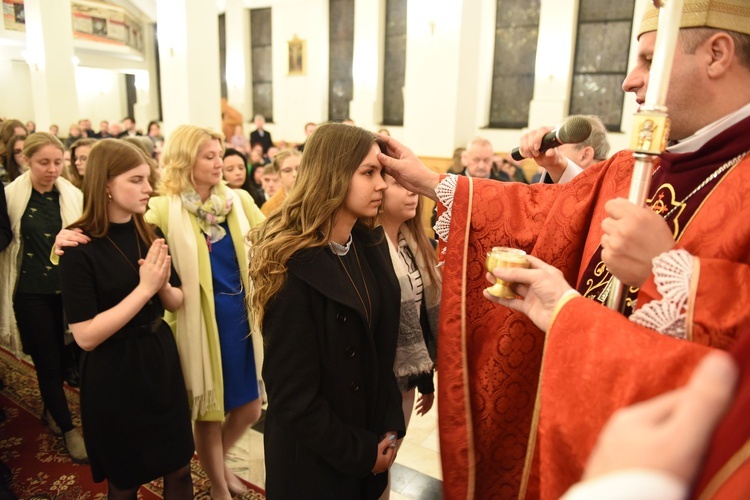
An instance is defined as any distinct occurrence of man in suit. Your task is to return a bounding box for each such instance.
[117,116,141,138]
[93,120,112,139]
[249,114,273,153]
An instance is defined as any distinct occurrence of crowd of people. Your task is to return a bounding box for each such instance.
[0,0,749,498]
[0,113,440,498]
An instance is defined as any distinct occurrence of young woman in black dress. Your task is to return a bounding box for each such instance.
[58,139,194,498]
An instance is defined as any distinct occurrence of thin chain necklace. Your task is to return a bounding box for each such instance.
[334,241,372,328]
[660,150,749,220]
[105,224,142,275]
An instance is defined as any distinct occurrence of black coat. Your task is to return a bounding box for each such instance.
[250,129,273,153]
[262,225,405,499]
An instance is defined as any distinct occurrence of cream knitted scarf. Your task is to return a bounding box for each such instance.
[167,184,251,419]
[386,225,441,388]
[0,172,82,355]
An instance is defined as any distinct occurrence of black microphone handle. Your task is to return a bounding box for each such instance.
[510,129,561,161]
[538,130,563,152]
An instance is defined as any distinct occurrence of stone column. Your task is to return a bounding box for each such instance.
[225,0,252,119]
[348,0,385,129]
[23,0,79,131]
[156,0,222,135]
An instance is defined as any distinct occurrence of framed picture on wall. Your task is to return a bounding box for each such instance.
[3,0,26,32]
[288,35,306,76]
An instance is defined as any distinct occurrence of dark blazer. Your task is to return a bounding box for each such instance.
[117,131,143,138]
[262,225,405,499]
[250,129,273,153]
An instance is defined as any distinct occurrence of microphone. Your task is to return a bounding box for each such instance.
[510,117,593,161]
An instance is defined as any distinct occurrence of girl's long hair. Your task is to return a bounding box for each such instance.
[248,123,380,332]
[68,139,156,245]
[400,196,440,300]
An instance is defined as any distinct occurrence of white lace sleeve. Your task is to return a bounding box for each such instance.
[433,174,458,243]
[629,249,694,339]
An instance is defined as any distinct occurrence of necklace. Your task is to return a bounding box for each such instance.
[105,224,142,275]
[335,241,372,328]
[661,150,749,220]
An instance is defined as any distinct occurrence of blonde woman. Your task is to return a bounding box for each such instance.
[249,123,405,498]
[146,125,265,499]
[0,132,86,462]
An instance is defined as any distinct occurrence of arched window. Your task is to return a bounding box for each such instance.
[383,0,407,126]
[250,8,273,122]
[488,0,541,129]
[329,0,355,121]
[569,0,635,131]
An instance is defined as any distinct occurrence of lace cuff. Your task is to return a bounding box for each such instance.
[629,249,693,339]
[434,174,458,243]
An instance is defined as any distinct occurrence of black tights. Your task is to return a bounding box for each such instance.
[13,294,74,432]
[107,465,192,500]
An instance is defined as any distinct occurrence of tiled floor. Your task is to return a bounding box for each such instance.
[227,397,443,499]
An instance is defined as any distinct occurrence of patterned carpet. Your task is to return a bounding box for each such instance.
[0,347,264,499]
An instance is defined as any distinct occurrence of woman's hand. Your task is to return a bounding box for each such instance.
[54,228,90,255]
[137,239,171,295]
[415,392,435,416]
[372,433,397,474]
[483,255,577,332]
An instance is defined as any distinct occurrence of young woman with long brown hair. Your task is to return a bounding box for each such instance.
[249,123,405,499]
[58,139,193,498]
